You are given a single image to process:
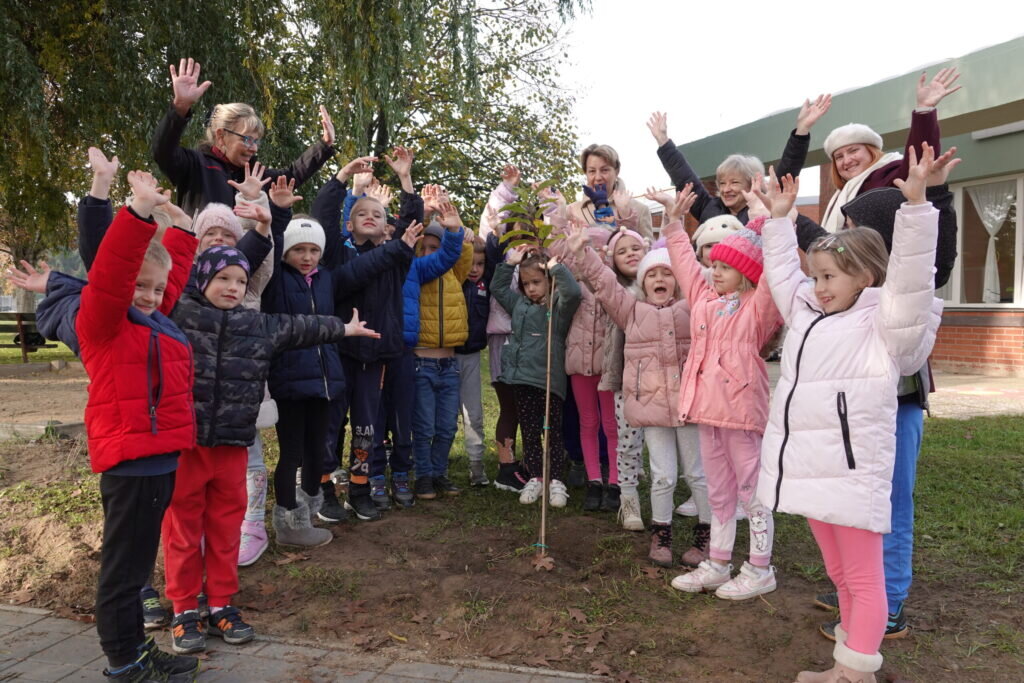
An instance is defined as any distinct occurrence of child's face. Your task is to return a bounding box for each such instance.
[133,259,169,315]
[715,172,750,212]
[643,266,676,307]
[520,265,549,304]
[809,251,873,314]
[284,243,322,275]
[699,243,715,268]
[350,199,388,244]
[612,236,644,279]
[711,261,743,295]
[199,226,238,253]
[467,253,486,282]
[420,235,442,256]
[204,265,248,310]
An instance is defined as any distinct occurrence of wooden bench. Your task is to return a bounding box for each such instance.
[0,312,57,363]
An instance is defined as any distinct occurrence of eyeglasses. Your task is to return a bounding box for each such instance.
[223,129,262,149]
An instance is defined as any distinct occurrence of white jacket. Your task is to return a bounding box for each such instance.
[756,202,943,533]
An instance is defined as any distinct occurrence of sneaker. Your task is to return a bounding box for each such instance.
[679,522,710,568]
[885,604,909,639]
[549,479,568,508]
[138,635,200,676]
[369,475,392,511]
[141,588,169,630]
[238,519,269,567]
[674,497,698,517]
[819,619,841,642]
[618,489,644,532]
[583,480,603,511]
[170,611,205,654]
[391,471,416,508]
[600,484,620,512]
[494,462,528,492]
[519,478,543,504]
[318,483,348,523]
[814,590,839,611]
[714,561,777,601]
[344,490,382,521]
[566,461,586,488]
[433,476,461,496]
[207,606,255,645]
[104,652,196,681]
[414,476,437,500]
[469,461,489,486]
[648,524,673,568]
[670,559,732,593]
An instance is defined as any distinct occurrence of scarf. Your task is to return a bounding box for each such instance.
[821,152,902,233]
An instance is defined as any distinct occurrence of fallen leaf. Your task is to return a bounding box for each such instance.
[532,555,555,572]
[353,633,389,651]
[435,629,457,641]
[388,631,408,643]
[641,566,661,579]
[257,582,277,595]
[592,661,613,676]
[9,589,33,605]
[567,607,588,624]
[584,629,606,654]
[524,655,551,668]
[273,551,310,566]
[487,642,516,657]
[410,611,429,624]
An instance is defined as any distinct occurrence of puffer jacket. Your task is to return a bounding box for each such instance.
[756,203,943,533]
[491,262,582,400]
[401,227,468,347]
[170,289,349,447]
[664,220,783,434]
[486,232,515,335]
[579,248,690,427]
[418,239,473,349]
[76,207,197,473]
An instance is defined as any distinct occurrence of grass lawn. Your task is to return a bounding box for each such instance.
[0,333,77,365]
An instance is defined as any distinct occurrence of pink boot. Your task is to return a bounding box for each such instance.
[238,519,268,567]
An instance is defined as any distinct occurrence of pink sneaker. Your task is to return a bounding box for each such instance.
[238,520,268,567]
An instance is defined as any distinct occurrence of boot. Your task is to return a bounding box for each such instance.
[566,461,587,488]
[648,523,673,567]
[796,640,881,683]
[583,480,603,511]
[680,522,710,568]
[237,519,269,567]
[272,503,332,547]
[295,486,326,526]
[617,488,644,531]
[600,483,620,512]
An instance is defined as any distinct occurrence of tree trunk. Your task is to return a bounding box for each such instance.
[7,244,44,313]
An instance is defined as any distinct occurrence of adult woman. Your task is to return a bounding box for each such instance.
[568,144,653,239]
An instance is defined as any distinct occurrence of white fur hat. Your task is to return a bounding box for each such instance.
[636,247,672,285]
[282,217,326,256]
[692,214,743,252]
[823,123,884,159]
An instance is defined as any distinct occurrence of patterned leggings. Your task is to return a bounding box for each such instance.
[614,391,645,492]
[513,384,565,481]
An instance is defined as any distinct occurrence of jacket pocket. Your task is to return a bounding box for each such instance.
[836,392,855,469]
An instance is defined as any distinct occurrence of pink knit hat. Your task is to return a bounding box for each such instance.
[193,203,243,245]
[708,216,766,284]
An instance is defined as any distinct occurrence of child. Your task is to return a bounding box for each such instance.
[490,246,582,506]
[691,215,743,268]
[755,151,943,681]
[663,184,783,600]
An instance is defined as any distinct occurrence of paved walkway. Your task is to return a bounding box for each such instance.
[0,606,589,682]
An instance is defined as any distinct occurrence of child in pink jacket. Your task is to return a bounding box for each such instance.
[662,184,783,601]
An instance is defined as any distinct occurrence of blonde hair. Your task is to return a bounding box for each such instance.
[808,227,888,288]
[715,154,763,187]
[205,103,265,148]
[830,145,883,190]
[144,239,172,271]
[580,144,621,173]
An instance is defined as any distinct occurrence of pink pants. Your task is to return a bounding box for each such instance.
[698,425,773,565]
[570,374,618,485]
[808,519,886,657]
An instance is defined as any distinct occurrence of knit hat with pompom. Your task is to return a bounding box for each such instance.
[708,216,766,284]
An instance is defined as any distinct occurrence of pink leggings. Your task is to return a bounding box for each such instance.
[570,374,618,484]
[808,519,886,657]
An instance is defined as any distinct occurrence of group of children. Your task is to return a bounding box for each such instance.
[4,57,962,683]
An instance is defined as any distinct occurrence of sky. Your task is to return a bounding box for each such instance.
[561,0,1023,199]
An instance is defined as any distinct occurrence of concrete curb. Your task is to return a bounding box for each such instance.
[0,360,82,377]
[0,420,85,441]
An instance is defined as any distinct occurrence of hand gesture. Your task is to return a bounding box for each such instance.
[344,308,381,339]
[88,147,120,182]
[352,171,374,196]
[320,105,335,146]
[740,187,770,220]
[401,221,424,248]
[796,94,832,135]
[337,156,377,184]
[916,67,961,109]
[612,187,632,213]
[227,161,272,199]
[367,183,393,208]
[564,220,588,257]
[170,58,212,113]
[893,142,935,205]
[151,194,193,231]
[484,205,500,234]
[505,244,530,266]
[926,146,962,187]
[421,184,441,216]
[127,170,169,217]
[753,167,799,219]
[666,183,697,223]
[233,201,271,225]
[5,260,51,294]
[268,175,303,208]
[647,111,669,147]
[438,200,462,230]
[501,164,521,188]
[383,146,414,179]
[643,186,674,208]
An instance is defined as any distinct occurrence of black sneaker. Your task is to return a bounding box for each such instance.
[318,482,348,523]
[814,590,839,610]
[138,635,200,676]
[433,476,460,496]
[140,588,169,630]
[600,484,620,512]
[885,603,909,639]
[494,462,528,492]
[391,471,416,507]
[207,606,255,645]
[369,475,392,511]
[170,611,205,654]
[104,651,196,681]
[344,489,382,521]
[414,476,437,500]
[566,461,587,488]
[583,481,603,511]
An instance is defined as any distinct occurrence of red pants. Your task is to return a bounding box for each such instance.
[162,445,247,612]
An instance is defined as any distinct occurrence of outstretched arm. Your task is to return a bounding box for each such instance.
[661,185,711,304]
[648,112,714,220]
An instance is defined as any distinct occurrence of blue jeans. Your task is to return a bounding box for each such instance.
[412,357,461,480]
[884,403,923,613]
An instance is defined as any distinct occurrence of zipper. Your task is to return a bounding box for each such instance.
[310,282,331,400]
[837,392,856,469]
[635,360,642,397]
[208,309,228,444]
[147,331,164,435]
[438,274,444,347]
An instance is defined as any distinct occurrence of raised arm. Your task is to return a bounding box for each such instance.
[756,171,807,323]
[79,148,119,270]
[577,245,636,330]
[262,105,337,189]
[331,237,414,298]
[152,58,211,187]
[661,185,711,304]
[478,166,521,239]
[160,223,199,314]
[550,262,583,337]
[491,258,524,315]
[648,112,715,221]
[776,94,832,181]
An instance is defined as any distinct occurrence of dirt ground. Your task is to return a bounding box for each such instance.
[0,365,88,425]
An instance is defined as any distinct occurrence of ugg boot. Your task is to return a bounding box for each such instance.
[648,523,673,567]
[680,522,710,568]
[796,640,881,683]
[617,488,644,531]
[272,503,332,548]
[238,519,269,567]
[295,486,326,525]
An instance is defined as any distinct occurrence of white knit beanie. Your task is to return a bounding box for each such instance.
[692,214,743,252]
[193,203,243,245]
[282,217,326,256]
[823,123,884,159]
[636,248,672,285]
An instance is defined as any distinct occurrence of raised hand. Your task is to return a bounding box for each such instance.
[127,170,170,217]
[753,166,799,219]
[646,111,669,147]
[612,187,633,212]
[666,183,697,223]
[484,205,500,234]
[320,105,335,145]
[233,202,271,225]
[87,147,120,201]
[401,221,424,248]
[643,186,674,208]
[352,171,374,196]
[501,164,521,187]
[505,244,530,266]
[741,188,770,220]
[268,175,303,208]
[152,194,193,231]
[226,161,272,199]
[564,220,588,256]
[5,260,51,294]
[893,142,935,204]
[916,67,962,109]
[367,183,393,208]
[926,146,962,187]
[170,58,212,115]
[796,94,832,135]
[438,200,462,230]
[345,308,381,339]
[337,156,377,184]
[383,146,414,179]
[421,184,440,216]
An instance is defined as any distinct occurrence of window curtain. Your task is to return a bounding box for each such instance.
[966,181,1016,303]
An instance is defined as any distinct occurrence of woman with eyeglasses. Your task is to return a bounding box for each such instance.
[152,57,336,218]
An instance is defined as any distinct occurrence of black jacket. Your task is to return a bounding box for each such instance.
[455,235,497,355]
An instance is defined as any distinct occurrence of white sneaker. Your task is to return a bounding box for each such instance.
[670,559,733,593]
[674,497,698,517]
[714,561,776,601]
[618,490,644,531]
[549,479,568,508]
[519,478,543,504]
